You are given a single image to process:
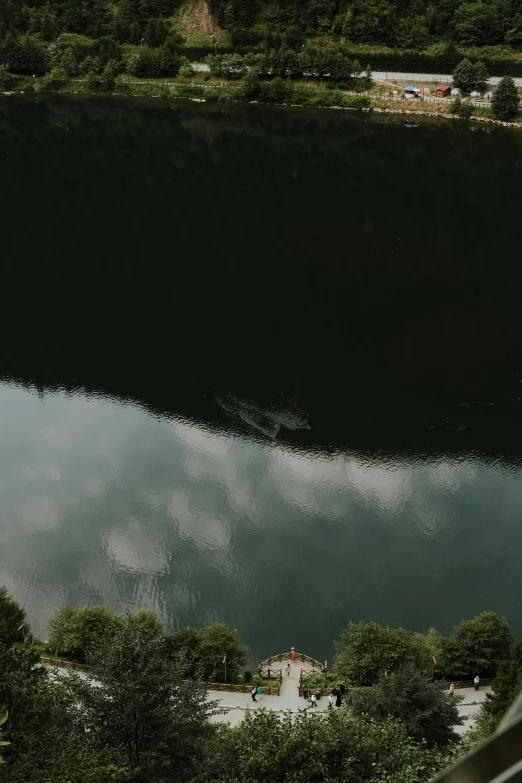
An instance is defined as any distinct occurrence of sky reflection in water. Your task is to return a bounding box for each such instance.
[1,382,521,660]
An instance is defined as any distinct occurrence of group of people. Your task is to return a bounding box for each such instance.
[302,681,346,709]
[251,684,263,702]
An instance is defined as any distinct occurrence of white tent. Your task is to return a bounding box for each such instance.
[451,88,461,96]
[470,91,481,97]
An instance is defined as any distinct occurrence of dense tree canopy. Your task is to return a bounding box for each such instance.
[440,611,514,678]
[347,665,464,746]
[0,644,124,782]
[197,708,460,783]
[1,0,522,54]
[165,622,248,682]
[68,613,220,783]
[333,621,435,686]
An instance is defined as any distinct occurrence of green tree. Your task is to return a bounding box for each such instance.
[450,96,473,117]
[477,641,522,734]
[440,611,514,678]
[240,67,260,99]
[492,75,520,120]
[452,0,509,45]
[100,59,118,89]
[0,644,124,782]
[165,622,248,683]
[197,708,460,783]
[333,621,428,686]
[0,587,26,648]
[178,55,194,78]
[48,605,123,662]
[144,18,170,48]
[474,61,489,92]
[452,58,477,92]
[69,613,220,783]
[60,47,79,75]
[347,665,464,746]
[396,15,430,49]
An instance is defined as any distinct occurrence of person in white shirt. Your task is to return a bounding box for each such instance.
[310,693,317,707]
[328,693,334,709]
[474,675,480,691]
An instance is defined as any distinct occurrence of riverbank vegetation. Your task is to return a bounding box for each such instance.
[2,588,522,782]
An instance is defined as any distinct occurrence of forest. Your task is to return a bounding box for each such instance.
[0,0,522,57]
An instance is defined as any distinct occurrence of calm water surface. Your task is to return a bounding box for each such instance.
[1,96,522,659]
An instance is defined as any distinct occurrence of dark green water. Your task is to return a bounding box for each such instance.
[1,95,522,660]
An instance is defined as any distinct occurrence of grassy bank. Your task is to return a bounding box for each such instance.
[3,72,522,128]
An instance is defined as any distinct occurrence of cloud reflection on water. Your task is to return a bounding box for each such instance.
[0,382,521,657]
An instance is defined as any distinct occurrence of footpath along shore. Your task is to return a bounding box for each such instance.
[42,655,490,734]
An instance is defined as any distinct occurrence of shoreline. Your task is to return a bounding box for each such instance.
[3,84,522,130]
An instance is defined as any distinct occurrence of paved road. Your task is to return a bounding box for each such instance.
[191,62,522,88]
[372,71,522,87]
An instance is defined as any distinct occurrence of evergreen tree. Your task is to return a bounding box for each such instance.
[452,58,477,92]
[492,75,520,120]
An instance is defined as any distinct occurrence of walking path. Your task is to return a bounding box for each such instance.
[42,657,490,733]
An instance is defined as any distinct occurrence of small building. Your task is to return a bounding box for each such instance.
[435,85,450,98]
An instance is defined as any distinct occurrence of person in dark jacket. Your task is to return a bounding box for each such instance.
[335,691,343,707]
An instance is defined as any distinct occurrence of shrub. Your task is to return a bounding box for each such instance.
[450,96,474,117]
[178,56,194,78]
[0,65,15,90]
[258,76,293,103]
[43,66,68,88]
[343,93,371,108]
[492,75,520,120]
[243,670,252,683]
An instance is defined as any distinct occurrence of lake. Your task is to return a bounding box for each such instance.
[1,95,522,661]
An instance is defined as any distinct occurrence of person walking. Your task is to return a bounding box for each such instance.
[474,675,480,691]
[286,663,291,677]
[449,683,455,696]
[251,686,257,702]
[310,693,317,708]
[328,693,334,709]
[257,685,262,701]
[291,647,296,663]
[339,682,346,697]
[335,691,342,707]
[303,687,309,701]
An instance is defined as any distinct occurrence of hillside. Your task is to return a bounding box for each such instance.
[0,0,521,52]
